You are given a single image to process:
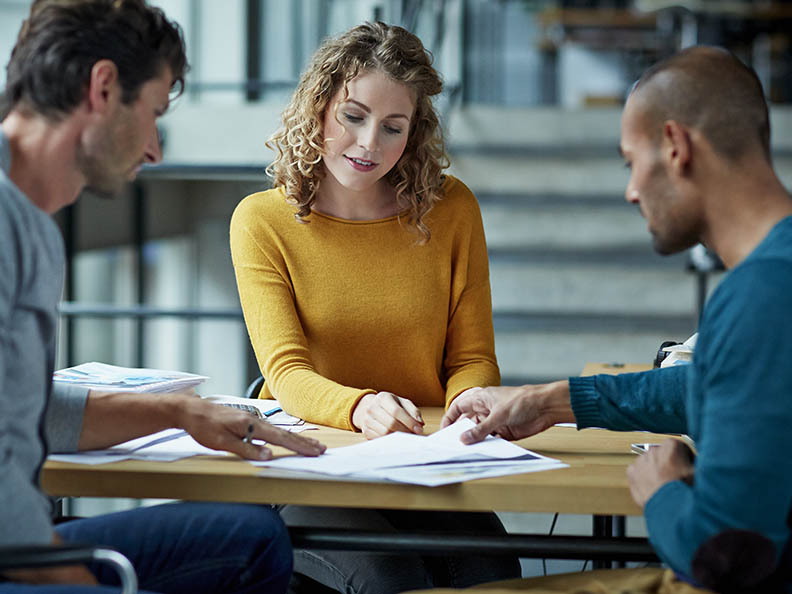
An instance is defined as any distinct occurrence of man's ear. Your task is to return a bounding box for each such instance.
[85,59,120,114]
[662,120,692,175]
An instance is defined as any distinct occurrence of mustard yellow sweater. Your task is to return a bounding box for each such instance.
[229,175,499,430]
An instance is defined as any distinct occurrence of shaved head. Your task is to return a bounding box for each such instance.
[631,46,770,162]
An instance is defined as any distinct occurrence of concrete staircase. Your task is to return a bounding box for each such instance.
[446,106,792,384]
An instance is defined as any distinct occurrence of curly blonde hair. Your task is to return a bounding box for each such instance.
[266,21,449,241]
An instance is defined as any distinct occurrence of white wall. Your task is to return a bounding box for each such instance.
[0,1,32,89]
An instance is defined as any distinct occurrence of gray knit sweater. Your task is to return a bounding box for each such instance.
[0,129,89,546]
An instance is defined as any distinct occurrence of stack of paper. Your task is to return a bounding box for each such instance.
[49,429,226,465]
[257,418,567,487]
[53,362,208,393]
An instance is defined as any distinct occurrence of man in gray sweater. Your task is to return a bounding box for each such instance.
[0,1,324,592]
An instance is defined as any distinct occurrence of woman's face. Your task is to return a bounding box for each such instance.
[321,70,415,195]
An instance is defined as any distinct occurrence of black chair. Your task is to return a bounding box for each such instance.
[244,375,266,399]
[0,544,137,593]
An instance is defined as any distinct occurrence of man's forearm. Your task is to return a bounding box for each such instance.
[535,380,576,426]
[78,391,191,450]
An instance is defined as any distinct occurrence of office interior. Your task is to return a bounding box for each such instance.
[2,0,792,579]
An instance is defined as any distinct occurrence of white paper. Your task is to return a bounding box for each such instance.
[47,429,229,465]
[661,333,698,368]
[360,459,567,487]
[113,430,229,460]
[48,453,136,465]
[257,418,564,485]
[53,362,208,393]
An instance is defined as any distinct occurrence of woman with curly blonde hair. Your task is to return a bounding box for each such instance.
[266,20,448,241]
[230,21,519,593]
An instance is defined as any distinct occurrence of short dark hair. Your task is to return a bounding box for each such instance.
[632,46,770,161]
[1,0,188,119]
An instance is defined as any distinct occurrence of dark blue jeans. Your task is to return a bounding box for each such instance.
[0,502,292,594]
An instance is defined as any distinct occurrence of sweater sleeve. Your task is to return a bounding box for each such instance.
[0,213,53,546]
[644,261,792,579]
[443,181,500,405]
[569,365,689,434]
[230,197,373,430]
[44,383,89,453]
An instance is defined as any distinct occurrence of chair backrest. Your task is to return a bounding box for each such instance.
[0,544,138,594]
[244,375,266,399]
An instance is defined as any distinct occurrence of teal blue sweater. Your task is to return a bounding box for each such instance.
[570,217,792,588]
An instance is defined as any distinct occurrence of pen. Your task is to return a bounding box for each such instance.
[263,406,282,417]
[242,423,254,444]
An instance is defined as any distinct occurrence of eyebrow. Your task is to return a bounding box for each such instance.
[345,99,410,121]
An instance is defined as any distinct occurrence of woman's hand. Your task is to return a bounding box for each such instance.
[351,392,424,439]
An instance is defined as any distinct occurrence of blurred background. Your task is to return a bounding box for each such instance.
[3,0,792,576]
[4,0,792,395]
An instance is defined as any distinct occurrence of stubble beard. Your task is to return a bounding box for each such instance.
[644,162,702,256]
[76,127,127,200]
[77,145,126,198]
[650,210,702,256]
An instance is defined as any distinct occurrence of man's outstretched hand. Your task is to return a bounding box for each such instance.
[177,398,326,461]
[78,390,326,460]
[442,381,575,444]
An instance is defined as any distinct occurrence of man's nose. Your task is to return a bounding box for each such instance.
[145,126,164,164]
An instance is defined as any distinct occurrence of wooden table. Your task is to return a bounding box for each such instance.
[43,363,662,561]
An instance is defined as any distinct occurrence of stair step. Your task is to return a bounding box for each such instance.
[481,204,647,250]
[494,328,693,380]
[489,262,719,314]
[451,154,792,195]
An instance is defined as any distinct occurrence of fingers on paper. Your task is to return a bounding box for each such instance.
[256,422,326,457]
[443,388,487,429]
[207,427,264,460]
[461,410,503,445]
[441,401,463,427]
[246,443,273,461]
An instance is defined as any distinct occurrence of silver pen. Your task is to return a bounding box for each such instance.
[242,423,255,444]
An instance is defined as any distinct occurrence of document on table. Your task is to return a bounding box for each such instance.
[53,361,208,393]
[255,418,567,486]
[48,429,230,465]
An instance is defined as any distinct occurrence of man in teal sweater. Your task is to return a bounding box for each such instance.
[444,47,792,593]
